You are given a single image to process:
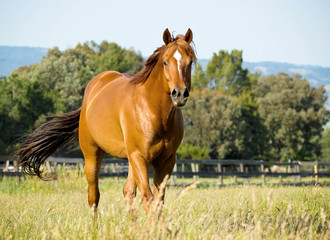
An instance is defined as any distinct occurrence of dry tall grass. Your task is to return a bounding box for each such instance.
[0,171,329,239]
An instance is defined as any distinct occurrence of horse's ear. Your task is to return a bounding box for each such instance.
[163,28,171,45]
[184,28,193,44]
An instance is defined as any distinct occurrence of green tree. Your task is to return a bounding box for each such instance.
[11,42,144,114]
[96,42,144,74]
[255,73,329,161]
[191,63,207,90]
[206,50,250,96]
[181,90,267,159]
[31,46,97,113]
[320,128,330,162]
[0,75,54,154]
[186,50,266,159]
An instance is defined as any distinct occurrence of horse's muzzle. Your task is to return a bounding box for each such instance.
[171,86,189,107]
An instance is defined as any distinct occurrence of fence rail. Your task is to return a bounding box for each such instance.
[1,157,330,185]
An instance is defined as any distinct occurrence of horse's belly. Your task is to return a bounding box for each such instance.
[85,95,128,158]
[88,109,127,156]
[88,117,127,158]
[99,139,127,158]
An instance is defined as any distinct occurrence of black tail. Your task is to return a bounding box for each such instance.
[16,108,81,180]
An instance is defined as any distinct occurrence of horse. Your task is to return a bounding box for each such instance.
[17,28,197,217]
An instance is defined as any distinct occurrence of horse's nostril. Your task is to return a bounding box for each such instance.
[171,88,178,98]
[183,88,189,98]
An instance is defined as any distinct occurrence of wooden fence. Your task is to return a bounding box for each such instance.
[1,157,330,185]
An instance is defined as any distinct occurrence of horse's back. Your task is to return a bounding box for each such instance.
[84,71,130,104]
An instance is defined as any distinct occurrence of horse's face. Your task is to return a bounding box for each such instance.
[162,29,194,107]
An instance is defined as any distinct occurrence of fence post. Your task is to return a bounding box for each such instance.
[234,164,237,185]
[288,159,291,173]
[261,161,265,185]
[111,163,118,182]
[289,159,295,183]
[297,163,301,183]
[314,163,318,185]
[171,163,177,185]
[196,163,200,181]
[191,163,196,182]
[239,163,244,173]
[293,162,299,183]
[13,160,18,172]
[182,163,185,179]
[240,163,249,185]
[5,160,9,171]
[217,163,223,185]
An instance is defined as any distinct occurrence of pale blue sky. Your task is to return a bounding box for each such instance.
[1,0,330,66]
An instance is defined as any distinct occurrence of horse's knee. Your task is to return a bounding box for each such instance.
[141,188,153,203]
[123,186,136,198]
[123,184,136,199]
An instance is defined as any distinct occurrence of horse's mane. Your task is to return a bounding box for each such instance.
[129,35,197,85]
[129,46,164,85]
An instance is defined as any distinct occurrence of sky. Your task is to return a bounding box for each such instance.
[1,0,330,67]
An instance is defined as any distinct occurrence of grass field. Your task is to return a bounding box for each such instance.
[0,170,329,239]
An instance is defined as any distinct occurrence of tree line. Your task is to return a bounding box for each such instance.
[0,42,329,161]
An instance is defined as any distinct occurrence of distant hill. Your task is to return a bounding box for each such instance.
[0,46,329,109]
[243,61,330,88]
[199,58,330,110]
[0,46,47,76]
[199,59,330,87]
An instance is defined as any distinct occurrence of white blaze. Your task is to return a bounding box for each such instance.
[174,50,182,73]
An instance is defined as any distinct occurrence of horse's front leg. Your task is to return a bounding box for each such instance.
[123,162,137,205]
[123,162,137,216]
[128,152,153,213]
[152,154,176,203]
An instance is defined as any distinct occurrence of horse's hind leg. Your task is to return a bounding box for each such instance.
[79,109,105,220]
[84,148,104,219]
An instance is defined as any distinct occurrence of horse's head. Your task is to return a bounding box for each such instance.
[162,28,196,107]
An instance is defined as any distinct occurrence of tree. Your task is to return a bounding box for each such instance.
[181,89,267,159]
[191,63,207,90]
[320,128,330,162]
[96,42,144,74]
[0,75,54,154]
[11,41,144,114]
[255,73,330,161]
[206,50,250,96]
[184,49,268,159]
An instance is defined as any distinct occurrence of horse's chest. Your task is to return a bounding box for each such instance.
[147,138,165,162]
[146,133,180,163]
[127,106,183,162]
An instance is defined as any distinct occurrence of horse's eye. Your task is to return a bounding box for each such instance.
[163,61,168,67]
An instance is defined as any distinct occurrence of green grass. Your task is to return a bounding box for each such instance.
[0,170,329,239]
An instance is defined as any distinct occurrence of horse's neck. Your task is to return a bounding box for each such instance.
[139,67,175,131]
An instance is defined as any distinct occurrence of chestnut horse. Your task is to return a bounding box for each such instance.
[17,28,196,216]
